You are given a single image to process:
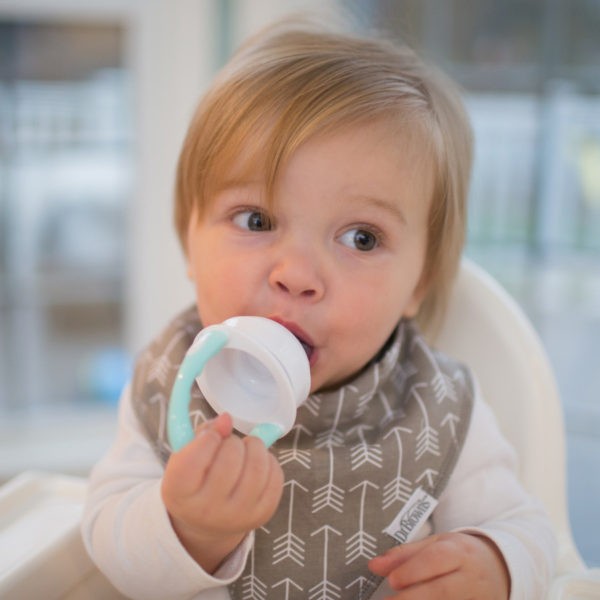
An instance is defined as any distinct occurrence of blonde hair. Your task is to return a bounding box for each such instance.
[175,19,473,334]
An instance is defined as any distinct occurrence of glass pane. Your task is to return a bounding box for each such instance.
[566,0,600,69]
[449,0,542,67]
[0,20,133,413]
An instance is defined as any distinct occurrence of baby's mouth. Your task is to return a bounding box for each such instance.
[295,336,315,361]
[269,317,316,365]
[273,320,315,363]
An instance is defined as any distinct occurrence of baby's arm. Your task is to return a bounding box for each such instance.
[162,412,284,573]
[369,389,556,599]
[82,385,281,600]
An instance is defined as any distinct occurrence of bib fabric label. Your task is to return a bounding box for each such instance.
[384,487,438,543]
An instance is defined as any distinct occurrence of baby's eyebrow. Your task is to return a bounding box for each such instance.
[217,180,262,193]
[214,181,269,206]
[356,195,407,225]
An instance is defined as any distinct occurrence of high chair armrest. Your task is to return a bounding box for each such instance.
[548,568,600,599]
[0,471,91,598]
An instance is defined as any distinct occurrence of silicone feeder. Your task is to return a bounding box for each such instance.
[167,317,310,451]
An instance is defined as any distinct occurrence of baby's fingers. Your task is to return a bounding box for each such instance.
[369,534,461,590]
[240,443,284,525]
[163,414,233,497]
[198,412,233,438]
[233,436,274,503]
[383,570,466,600]
[369,536,435,577]
[210,435,284,527]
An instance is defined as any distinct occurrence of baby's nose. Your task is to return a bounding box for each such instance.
[268,250,325,300]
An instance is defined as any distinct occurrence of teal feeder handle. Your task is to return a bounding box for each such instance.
[168,329,228,452]
[167,329,285,451]
[248,422,285,448]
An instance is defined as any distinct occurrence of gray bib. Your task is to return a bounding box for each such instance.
[132,306,474,600]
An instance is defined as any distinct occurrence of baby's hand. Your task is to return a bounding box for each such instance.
[161,413,284,573]
[368,532,510,599]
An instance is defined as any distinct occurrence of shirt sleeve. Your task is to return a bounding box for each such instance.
[81,384,249,600]
[432,384,557,600]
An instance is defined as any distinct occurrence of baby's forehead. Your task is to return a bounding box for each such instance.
[211,114,434,183]
[201,126,435,225]
[204,126,435,227]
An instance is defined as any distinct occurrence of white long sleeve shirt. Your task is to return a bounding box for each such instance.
[82,385,556,599]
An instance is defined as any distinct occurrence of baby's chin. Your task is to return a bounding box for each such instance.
[309,365,364,395]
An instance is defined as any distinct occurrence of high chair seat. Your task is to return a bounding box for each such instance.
[432,258,600,597]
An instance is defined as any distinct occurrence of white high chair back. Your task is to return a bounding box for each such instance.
[431,259,599,596]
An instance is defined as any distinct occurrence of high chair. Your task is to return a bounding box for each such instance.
[431,258,600,598]
[0,259,598,598]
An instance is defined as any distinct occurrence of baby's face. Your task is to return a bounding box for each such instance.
[186,120,433,393]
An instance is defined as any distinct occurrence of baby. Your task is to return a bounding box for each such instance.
[82,19,556,599]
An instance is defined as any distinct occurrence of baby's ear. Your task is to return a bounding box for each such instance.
[184,208,200,280]
[402,275,430,318]
[184,242,194,280]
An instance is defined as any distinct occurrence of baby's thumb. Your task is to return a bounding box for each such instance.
[195,412,233,439]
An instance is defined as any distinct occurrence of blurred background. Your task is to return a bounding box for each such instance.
[0,0,598,566]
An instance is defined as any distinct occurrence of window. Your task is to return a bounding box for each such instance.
[0,20,133,413]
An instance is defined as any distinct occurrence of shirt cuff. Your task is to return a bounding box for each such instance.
[453,525,546,600]
[213,532,255,581]
[151,481,254,588]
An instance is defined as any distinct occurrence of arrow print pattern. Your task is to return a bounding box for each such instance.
[272,578,303,599]
[349,424,383,470]
[382,426,413,510]
[273,480,308,566]
[413,336,459,404]
[345,481,379,563]
[312,446,344,513]
[309,526,342,600]
[239,544,268,600]
[411,383,441,461]
[278,425,313,469]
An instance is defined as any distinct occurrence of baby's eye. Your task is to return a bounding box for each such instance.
[232,209,272,232]
[339,228,379,251]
